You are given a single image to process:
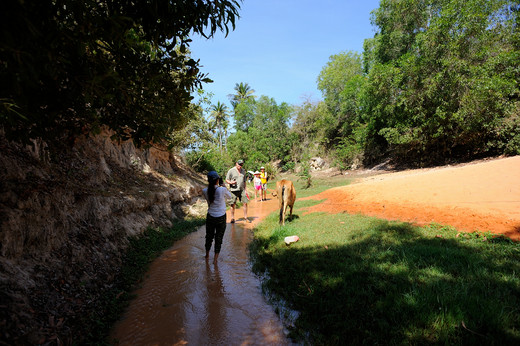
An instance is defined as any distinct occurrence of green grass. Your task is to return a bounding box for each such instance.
[250,178,520,345]
[86,218,205,344]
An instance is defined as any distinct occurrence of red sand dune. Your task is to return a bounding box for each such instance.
[302,156,520,240]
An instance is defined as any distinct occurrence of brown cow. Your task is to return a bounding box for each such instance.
[274,179,296,225]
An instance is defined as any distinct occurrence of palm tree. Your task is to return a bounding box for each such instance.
[228,82,255,108]
[210,101,229,153]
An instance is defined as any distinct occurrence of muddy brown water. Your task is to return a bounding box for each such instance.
[110,197,294,345]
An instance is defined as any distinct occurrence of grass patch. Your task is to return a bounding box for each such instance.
[86,217,205,344]
[250,178,520,345]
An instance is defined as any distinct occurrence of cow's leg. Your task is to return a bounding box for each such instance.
[282,202,288,225]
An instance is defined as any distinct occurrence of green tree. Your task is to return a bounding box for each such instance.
[228,82,255,108]
[362,0,520,163]
[169,89,215,152]
[317,51,364,115]
[185,143,232,176]
[230,82,256,132]
[252,96,293,162]
[226,130,251,163]
[233,97,257,133]
[290,100,324,162]
[209,101,229,153]
[0,0,241,146]
[226,95,293,169]
[182,91,233,174]
[315,51,367,168]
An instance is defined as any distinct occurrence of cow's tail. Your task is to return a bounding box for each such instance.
[279,185,286,224]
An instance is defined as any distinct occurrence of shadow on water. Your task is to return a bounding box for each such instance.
[110,220,294,345]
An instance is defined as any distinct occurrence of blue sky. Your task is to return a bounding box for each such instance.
[189,0,381,108]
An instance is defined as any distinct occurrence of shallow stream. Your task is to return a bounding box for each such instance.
[111,198,291,345]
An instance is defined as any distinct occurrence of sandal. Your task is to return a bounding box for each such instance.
[230,219,235,224]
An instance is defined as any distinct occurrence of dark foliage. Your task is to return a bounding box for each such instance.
[0,0,240,147]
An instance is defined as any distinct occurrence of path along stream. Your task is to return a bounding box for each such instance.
[110,196,293,345]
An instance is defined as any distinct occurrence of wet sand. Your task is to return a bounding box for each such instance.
[110,196,289,345]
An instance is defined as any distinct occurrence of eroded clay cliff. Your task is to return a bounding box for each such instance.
[0,129,206,344]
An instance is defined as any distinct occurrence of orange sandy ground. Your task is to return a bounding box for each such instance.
[301,156,520,241]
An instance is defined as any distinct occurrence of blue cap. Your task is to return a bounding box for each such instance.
[207,171,219,180]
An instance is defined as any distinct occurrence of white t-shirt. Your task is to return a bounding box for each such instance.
[203,185,233,217]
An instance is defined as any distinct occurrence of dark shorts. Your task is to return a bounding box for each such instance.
[230,189,248,204]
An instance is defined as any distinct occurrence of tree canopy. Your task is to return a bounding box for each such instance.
[227,95,293,169]
[209,101,229,152]
[305,0,520,168]
[0,0,240,146]
[185,85,294,174]
[361,0,520,163]
[166,0,519,173]
[228,82,255,108]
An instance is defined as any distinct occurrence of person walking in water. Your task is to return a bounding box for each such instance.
[260,166,268,201]
[203,171,233,263]
[226,159,249,223]
[253,171,262,201]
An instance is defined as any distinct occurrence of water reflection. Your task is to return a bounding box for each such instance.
[204,261,227,343]
[111,219,291,345]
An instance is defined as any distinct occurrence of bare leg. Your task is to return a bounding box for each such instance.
[244,203,248,221]
[231,204,236,221]
[213,252,219,263]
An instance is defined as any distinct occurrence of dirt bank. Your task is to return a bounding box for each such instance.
[0,130,207,345]
[303,156,520,240]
